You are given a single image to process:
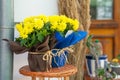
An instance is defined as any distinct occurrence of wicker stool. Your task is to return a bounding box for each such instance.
[19,64,77,80]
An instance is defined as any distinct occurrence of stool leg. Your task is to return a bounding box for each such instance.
[48,78,50,80]
[64,77,69,80]
[39,77,44,80]
[32,77,36,80]
[58,78,61,80]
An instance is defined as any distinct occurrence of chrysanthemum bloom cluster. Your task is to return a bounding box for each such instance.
[111,58,120,66]
[15,15,79,48]
[112,58,119,63]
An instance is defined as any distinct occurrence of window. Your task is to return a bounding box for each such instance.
[90,0,113,20]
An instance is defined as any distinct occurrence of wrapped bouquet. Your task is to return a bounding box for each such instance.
[3,15,87,71]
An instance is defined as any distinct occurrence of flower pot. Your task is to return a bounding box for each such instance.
[28,52,50,72]
[52,50,68,68]
[111,65,120,75]
[86,54,108,77]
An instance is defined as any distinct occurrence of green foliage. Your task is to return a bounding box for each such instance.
[97,68,105,77]
[86,35,93,48]
[117,54,120,60]
[96,66,116,80]
[86,35,102,57]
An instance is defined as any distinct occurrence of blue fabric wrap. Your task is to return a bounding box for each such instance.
[54,31,87,49]
[52,50,68,68]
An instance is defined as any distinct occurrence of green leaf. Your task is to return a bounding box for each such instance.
[44,22,51,30]
[37,31,44,42]
[20,39,27,47]
[96,68,105,77]
[15,37,22,42]
[117,54,120,60]
[28,33,36,47]
[42,29,49,36]
[86,35,93,48]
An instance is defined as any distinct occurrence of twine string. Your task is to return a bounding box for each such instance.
[51,47,74,66]
[42,51,54,72]
[29,47,74,71]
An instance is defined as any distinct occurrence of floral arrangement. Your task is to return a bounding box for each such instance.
[3,15,88,54]
[3,14,87,71]
[15,15,79,48]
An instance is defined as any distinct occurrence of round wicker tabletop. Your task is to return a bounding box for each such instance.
[19,64,77,78]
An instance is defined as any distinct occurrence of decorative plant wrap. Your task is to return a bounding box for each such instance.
[2,36,57,54]
[51,49,70,68]
[51,48,73,68]
[28,47,73,72]
[28,51,53,72]
[52,50,67,68]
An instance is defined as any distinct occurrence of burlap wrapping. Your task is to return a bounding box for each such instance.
[28,52,51,72]
[2,39,29,54]
[2,36,56,72]
[28,48,73,72]
[2,36,74,72]
[2,35,57,54]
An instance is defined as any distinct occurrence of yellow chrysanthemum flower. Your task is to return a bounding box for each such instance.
[34,19,44,30]
[59,15,67,22]
[50,22,57,30]
[19,30,28,39]
[57,22,66,32]
[72,19,79,30]
[16,23,23,32]
[49,15,59,23]
[15,14,80,47]
[24,23,34,34]
[112,58,119,63]
[37,15,48,23]
[24,16,34,23]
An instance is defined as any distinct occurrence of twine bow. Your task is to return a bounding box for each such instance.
[58,47,74,56]
[42,51,54,72]
[51,47,74,66]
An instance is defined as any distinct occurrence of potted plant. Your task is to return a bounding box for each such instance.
[95,67,116,80]
[86,35,108,77]
[3,15,87,72]
[110,54,120,75]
